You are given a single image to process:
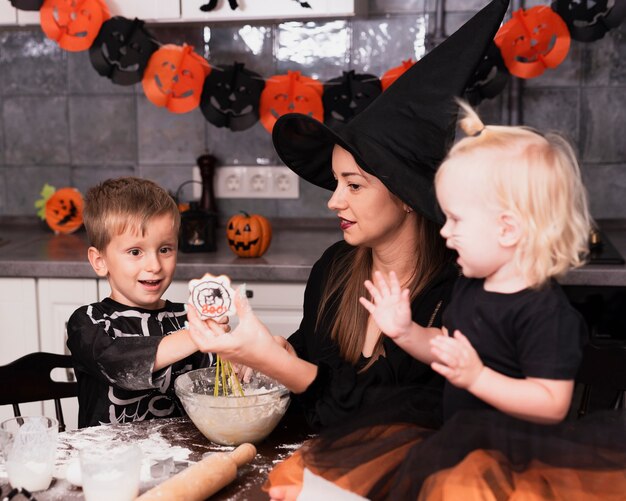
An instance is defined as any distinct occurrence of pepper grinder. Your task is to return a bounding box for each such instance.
[197,153,218,214]
[179,154,219,253]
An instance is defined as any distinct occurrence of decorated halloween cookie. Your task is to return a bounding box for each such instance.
[188,273,236,320]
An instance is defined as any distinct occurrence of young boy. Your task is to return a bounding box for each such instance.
[67,177,214,428]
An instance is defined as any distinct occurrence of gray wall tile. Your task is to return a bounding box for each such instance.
[0,95,4,165]
[69,95,137,164]
[277,181,333,219]
[580,88,626,163]
[0,30,67,96]
[523,87,580,146]
[3,96,70,165]
[206,122,276,166]
[582,163,626,219]
[0,168,6,213]
[68,51,135,95]
[139,164,196,200]
[276,20,350,80]
[137,95,206,165]
[72,165,136,195]
[582,22,626,86]
[351,14,427,75]
[4,166,71,215]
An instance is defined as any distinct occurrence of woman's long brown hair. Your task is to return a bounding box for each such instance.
[317,213,451,369]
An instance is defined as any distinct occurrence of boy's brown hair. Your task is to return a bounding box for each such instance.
[83,177,180,251]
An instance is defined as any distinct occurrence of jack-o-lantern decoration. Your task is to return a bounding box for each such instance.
[44,187,84,234]
[226,211,272,258]
[40,0,110,52]
[89,17,159,86]
[464,42,510,106]
[200,62,265,131]
[10,0,43,10]
[259,71,323,134]
[380,60,415,91]
[552,0,626,43]
[142,44,211,114]
[323,70,382,128]
[495,6,571,79]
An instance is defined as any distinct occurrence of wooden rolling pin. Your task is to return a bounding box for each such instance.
[136,443,257,501]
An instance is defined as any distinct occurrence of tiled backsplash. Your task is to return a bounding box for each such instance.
[0,0,624,222]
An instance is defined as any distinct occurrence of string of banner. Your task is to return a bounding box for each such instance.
[8,0,626,133]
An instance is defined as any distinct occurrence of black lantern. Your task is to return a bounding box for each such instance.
[178,154,219,253]
[179,202,217,252]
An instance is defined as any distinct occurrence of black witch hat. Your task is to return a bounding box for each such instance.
[272,0,509,224]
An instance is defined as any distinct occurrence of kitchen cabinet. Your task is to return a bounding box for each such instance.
[0,2,16,25]
[106,0,181,22]
[181,0,366,21]
[0,278,41,422]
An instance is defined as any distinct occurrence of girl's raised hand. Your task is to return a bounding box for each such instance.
[430,328,484,389]
[359,270,412,340]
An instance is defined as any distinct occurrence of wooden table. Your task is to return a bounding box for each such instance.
[0,412,313,500]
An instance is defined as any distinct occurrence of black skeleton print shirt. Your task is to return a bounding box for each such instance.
[67,298,213,428]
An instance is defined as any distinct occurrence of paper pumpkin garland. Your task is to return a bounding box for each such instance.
[199,62,265,131]
[9,0,43,10]
[495,6,571,79]
[40,0,110,52]
[259,71,323,133]
[89,17,159,86]
[12,0,618,130]
[142,44,211,114]
[322,70,382,127]
[380,59,415,91]
[465,42,510,106]
[552,0,626,42]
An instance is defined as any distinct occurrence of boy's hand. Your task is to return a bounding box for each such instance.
[359,271,412,340]
[430,328,484,389]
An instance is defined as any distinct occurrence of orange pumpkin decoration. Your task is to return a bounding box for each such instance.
[142,44,211,114]
[45,187,84,234]
[380,59,415,91]
[259,71,323,134]
[40,0,110,52]
[226,211,272,258]
[495,6,571,79]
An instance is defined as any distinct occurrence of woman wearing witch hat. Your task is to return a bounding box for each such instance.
[187,0,508,427]
[186,0,508,491]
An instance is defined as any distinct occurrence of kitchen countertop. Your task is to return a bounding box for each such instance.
[1,218,625,286]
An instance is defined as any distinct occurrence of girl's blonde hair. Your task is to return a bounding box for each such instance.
[436,100,592,288]
[84,177,180,251]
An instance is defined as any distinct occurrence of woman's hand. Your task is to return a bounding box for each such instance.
[430,328,484,389]
[359,271,413,340]
[186,286,275,369]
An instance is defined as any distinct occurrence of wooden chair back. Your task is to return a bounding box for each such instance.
[0,352,78,432]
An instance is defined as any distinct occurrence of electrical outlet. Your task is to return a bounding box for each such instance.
[193,166,299,199]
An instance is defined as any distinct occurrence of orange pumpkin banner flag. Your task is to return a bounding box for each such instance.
[45,187,84,234]
[380,59,415,91]
[40,0,110,52]
[142,44,211,114]
[259,70,323,134]
[495,6,571,79]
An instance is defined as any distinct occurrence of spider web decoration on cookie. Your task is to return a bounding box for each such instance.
[188,274,236,319]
